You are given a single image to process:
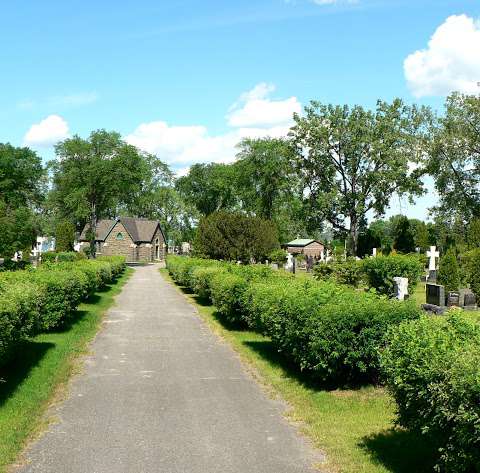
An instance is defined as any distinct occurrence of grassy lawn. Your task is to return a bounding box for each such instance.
[160,269,436,473]
[0,267,133,472]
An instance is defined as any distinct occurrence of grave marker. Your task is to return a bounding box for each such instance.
[393,277,409,301]
[426,245,440,281]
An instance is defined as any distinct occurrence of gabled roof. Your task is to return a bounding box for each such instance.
[119,217,161,243]
[79,219,115,241]
[286,238,323,247]
[79,217,164,243]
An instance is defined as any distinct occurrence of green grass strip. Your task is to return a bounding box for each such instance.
[161,268,436,473]
[0,267,133,472]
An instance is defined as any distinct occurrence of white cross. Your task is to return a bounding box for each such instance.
[426,245,439,271]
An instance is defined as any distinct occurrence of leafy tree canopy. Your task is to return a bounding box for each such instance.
[290,99,430,255]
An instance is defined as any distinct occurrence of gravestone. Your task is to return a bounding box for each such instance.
[447,291,460,307]
[271,263,279,270]
[393,277,409,301]
[460,289,477,310]
[372,248,377,257]
[426,246,440,281]
[285,253,295,273]
[426,283,445,307]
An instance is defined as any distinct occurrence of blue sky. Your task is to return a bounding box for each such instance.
[1,0,479,219]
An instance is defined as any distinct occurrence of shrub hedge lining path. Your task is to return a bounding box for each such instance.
[16,265,321,473]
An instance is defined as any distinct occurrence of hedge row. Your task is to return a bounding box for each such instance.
[314,254,424,296]
[0,255,126,365]
[166,256,421,384]
[381,313,480,472]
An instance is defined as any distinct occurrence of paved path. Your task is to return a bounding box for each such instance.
[17,265,321,473]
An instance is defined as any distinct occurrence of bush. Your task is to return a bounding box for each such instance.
[269,249,287,266]
[362,254,423,296]
[0,256,125,365]
[193,211,279,262]
[381,313,480,472]
[313,258,364,287]
[438,248,461,292]
[191,266,223,300]
[0,282,41,365]
[210,272,249,324]
[245,279,419,384]
[167,256,420,384]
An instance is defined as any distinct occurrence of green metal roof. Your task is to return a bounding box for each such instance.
[286,238,317,247]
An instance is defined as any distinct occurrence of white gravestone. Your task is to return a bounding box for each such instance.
[285,253,294,271]
[427,246,439,271]
[372,248,377,257]
[393,277,409,301]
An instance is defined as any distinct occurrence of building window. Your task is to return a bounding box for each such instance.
[116,232,124,240]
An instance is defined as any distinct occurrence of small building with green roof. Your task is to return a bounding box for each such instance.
[284,238,325,259]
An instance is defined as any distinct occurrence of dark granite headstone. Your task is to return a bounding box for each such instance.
[460,289,477,310]
[447,291,460,307]
[426,283,445,307]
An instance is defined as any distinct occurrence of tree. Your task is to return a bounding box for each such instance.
[0,143,45,208]
[438,248,460,293]
[234,138,298,220]
[50,130,151,257]
[130,186,198,246]
[290,99,429,255]
[0,203,36,258]
[193,211,279,262]
[0,144,45,258]
[391,215,416,253]
[55,220,76,252]
[467,218,480,249]
[410,219,430,252]
[176,163,237,216]
[428,93,480,220]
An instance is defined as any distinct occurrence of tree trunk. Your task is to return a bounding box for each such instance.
[350,214,358,257]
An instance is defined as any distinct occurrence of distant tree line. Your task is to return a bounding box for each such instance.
[0,92,478,259]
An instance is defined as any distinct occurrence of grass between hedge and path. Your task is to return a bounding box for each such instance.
[0,267,133,473]
[160,268,436,473]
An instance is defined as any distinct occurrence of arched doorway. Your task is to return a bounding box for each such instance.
[155,238,160,260]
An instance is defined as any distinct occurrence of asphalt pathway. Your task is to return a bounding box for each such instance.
[17,264,321,473]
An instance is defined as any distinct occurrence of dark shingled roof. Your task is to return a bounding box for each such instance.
[79,217,162,243]
[79,219,115,241]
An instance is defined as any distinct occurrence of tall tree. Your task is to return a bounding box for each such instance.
[290,99,429,255]
[175,163,237,216]
[391,215,416,253]
[0,144,45,258]
[428,93,480,220]
[50,130,150,257]
[234,138,298,220]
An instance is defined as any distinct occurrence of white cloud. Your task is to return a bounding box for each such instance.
[23,115,70,147]
[227,82,301,128]
[125,83,301,168]
[404,14,480,97]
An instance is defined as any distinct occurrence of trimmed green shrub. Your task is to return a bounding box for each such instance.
[191,266,223,300]
[381,313,480,472]
[362,254,423,296]
[55,220,76,252]
[313,258,364,287]
[210,272,249,324]
[0,282,41,364]
[167,256,420,384]
[245,279,419,383]
[0,255,125,366]
[438,248,461,292]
